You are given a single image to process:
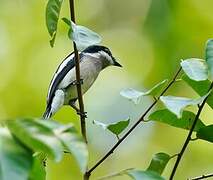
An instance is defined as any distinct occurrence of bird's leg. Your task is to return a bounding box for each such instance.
[69,101,87,118]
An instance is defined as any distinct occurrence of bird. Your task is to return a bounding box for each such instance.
[43,45,122,119]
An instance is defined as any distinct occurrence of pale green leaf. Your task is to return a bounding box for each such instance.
[93,119,130,136]
[71,22,102,51]
[120,80,168,104]
[182,75,213,109]
[180,58,208,81]
[160,91,211,118]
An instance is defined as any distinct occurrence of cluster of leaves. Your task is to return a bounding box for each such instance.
[0,118,88,180]
[114,39,213,179]
[46,0,101,48]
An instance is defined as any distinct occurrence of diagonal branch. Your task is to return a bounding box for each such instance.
[169,82,213,180]
[68,0,87,143]
[85,67,182,178]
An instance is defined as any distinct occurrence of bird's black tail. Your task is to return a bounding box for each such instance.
[43,106,52,119]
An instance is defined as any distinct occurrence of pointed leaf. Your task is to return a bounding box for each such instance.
[70,22,101,51]
[0,128,33,180]
[149,109,205,131]
[182,75,213,109]
[46,0,64,47]
[120,80,168,104]
[160,91,211,118]
[7,118,63,162]
[206,39,213,80]
[147,152,170,175]
[197,125,213,143]
[120,88,143,104]
[93,119,130,136]
[180,58,208,81]
[127,170,165,180]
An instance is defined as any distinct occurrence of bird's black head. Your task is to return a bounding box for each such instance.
[83,45,122,68]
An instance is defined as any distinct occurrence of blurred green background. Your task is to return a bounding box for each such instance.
[1,0,213,179]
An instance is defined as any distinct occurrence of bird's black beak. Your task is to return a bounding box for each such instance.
[113,57,122,67]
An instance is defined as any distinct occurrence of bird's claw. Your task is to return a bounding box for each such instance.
[77,111,87,118]
[73,79,84,85]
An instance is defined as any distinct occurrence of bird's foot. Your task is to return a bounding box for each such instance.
[73,79,84,85]
[77,111,87,118]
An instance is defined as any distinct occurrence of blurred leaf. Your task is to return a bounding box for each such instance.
[0,128,33,180]
[93,119,130,136]
[71,22,102,51]
[149,109,205,131]
[182,75,213,109]
[127,170,165,180]
[7,118,63,162]
[147,152,170,175]
[160,91,211,118]
[206,39,213,80]
[197,125,213,143]
[120,79,168,104]
[29,153,46,180]
[180,58,208,81]
[53,122,88,173]
[46,0,63,47]
[120,88,143,104]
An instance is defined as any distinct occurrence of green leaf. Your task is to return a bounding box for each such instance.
[206,39,213,80]
[197,125,213,143]
[70,22,102,51]
[160,91,211,118]
[120,79,168,104]
[29,153,46,180]
[147,152,170,175]
[127,170,165,180]
[180,58,208,81]
[149,109,205,132]
[182,75,213,109]
[0,128,33,180]
[7,118,63,162]
[52,122,88,173]
[46,0,63,47]
[93,119,130,136]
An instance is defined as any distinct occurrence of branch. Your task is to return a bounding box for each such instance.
[85,67,182,178]
[68,0,87,143]
[169,82,213,180]
[189,173,213,180]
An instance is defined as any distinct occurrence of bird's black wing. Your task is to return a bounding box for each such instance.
[46,52,78,109]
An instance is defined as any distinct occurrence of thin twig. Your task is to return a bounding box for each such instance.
[68,0,87,143]
[169,82,213,180]
[189,173,213,180]
[85,67,182,178]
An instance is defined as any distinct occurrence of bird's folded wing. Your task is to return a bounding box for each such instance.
[46,52,76,106]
